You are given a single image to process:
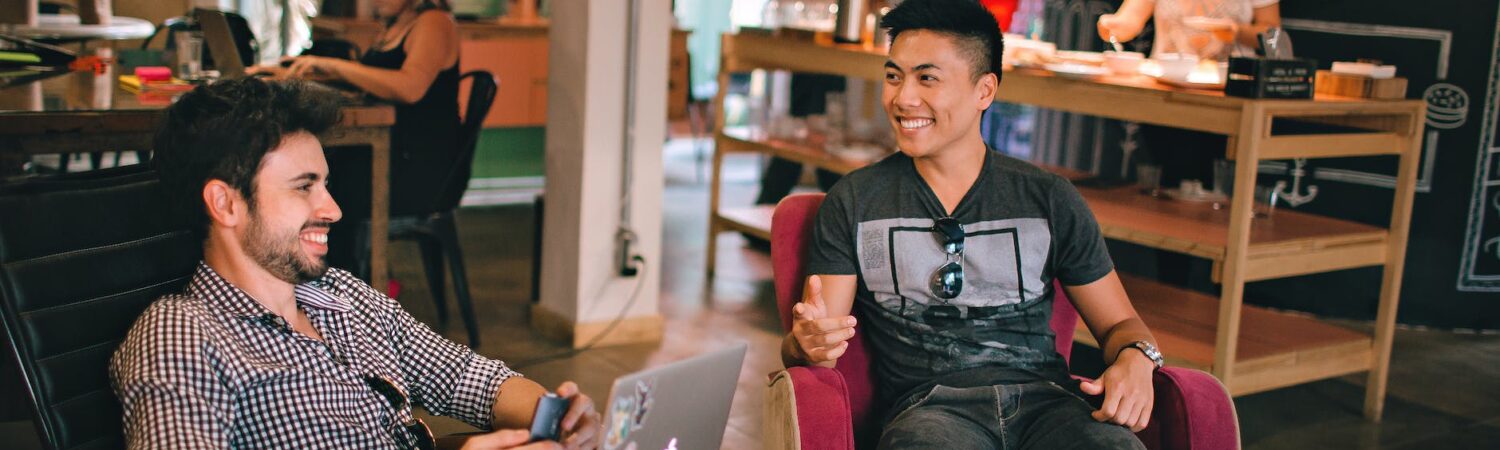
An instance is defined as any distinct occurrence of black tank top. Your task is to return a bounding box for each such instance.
[356,18,462,215]
[359,22,461,160]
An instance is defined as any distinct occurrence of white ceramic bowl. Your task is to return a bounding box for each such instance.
[1002,35,1057,67]
[1103,51,1145,75]
[1155,53,1199,80]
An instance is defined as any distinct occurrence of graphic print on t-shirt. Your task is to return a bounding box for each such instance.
[856,216,1052,322]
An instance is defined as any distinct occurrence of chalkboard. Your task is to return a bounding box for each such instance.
[1001,1,1500,329]
[1237,1,1500,330]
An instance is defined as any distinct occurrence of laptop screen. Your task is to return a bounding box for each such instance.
[193,9,246,79]
[602,343,746,450]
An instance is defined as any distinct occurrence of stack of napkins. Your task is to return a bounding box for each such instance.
[1330,62,1397,79]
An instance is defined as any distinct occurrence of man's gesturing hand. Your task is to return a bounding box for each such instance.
[789,275,857,365]
[1079,350,1156,432]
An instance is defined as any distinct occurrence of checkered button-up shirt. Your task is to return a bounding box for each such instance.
[110,262,519,449]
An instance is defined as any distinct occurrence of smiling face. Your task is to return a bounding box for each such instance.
[882,29,998,160]
[240,131,342,284]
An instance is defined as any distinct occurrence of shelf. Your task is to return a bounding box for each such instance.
[722,32,888,81]
[718,127,887,175]
[718,129,1390,281]
[1073,274,1373,396]
[722,33,1424,144]
[1064,178,1390,281]
[716,206,776,242]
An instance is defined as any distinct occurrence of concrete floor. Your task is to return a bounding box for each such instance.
[3,138,1497,449]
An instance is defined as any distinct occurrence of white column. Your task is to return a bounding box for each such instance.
[534,0,668,348]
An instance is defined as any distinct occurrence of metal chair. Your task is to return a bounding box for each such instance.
[380,71,498,347]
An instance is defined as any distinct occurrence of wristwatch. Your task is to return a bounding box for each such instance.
[1121,340,1164,369]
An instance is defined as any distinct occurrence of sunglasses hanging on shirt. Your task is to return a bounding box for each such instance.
[929,216,966,300]
[365,375,436,450]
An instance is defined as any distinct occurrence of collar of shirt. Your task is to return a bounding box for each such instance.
[186,261,354,322]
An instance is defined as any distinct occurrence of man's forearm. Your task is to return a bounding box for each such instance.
[1099,318,1156,366]
[491,376,548,430]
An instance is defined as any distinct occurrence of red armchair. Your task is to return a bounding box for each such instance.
[764,193,1239,450]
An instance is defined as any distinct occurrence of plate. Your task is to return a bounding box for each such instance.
[1153,74,1224,90]
[1054,50,1105,65]
[1045,63,1108,80]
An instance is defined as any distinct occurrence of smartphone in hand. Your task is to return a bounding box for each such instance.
[529,393,570,443]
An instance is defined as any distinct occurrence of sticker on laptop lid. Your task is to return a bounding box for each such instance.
[605,378,656,450]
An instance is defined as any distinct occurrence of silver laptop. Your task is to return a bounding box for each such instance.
[194,9,246,79]
[602,343,747,450]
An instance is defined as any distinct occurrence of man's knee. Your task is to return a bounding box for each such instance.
[1062,421,1146,450]
[879,408,996,450]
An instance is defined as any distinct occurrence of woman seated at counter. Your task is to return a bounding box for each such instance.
[1096,0,1281,286]
[248,0,461,274]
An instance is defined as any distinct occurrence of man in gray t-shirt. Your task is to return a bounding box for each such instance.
[805,147,1114,407]
[779,1,1163,448]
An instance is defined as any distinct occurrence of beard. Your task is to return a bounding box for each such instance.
[243,208,331,284]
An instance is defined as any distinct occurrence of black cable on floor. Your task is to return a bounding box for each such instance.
[510,254,648,370]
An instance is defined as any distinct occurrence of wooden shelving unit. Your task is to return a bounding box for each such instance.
[707,33,1426,421]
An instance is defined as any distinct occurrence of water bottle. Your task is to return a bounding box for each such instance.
[834,0,866,43]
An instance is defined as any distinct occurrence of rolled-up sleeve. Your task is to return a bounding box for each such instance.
[387,299,519,429]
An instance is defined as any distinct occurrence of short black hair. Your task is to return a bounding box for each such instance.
[154,77,343,237]
[880,0,1005,82]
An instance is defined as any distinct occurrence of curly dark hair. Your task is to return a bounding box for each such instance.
[153,77,344,237]
[881,0,1006,82]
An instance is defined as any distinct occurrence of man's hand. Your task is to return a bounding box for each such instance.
[1079,349,1156,432]
[553,381,600,450]
[789,275,857,366]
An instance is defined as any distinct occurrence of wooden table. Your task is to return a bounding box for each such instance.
[0,66,397,290]
[708,32,1426,421]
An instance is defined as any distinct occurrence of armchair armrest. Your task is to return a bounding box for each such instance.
[765,366,856,450]
[1141,367,1240,450]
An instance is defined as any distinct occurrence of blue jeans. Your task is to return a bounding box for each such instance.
[878,381,1146,450]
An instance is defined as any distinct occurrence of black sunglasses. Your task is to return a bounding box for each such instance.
[930,217,965,300]
[365,375,436,450]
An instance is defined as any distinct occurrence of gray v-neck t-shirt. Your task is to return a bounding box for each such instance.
[807,148,1114,409]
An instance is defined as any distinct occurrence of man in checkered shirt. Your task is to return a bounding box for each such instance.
[109,78,599,449]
